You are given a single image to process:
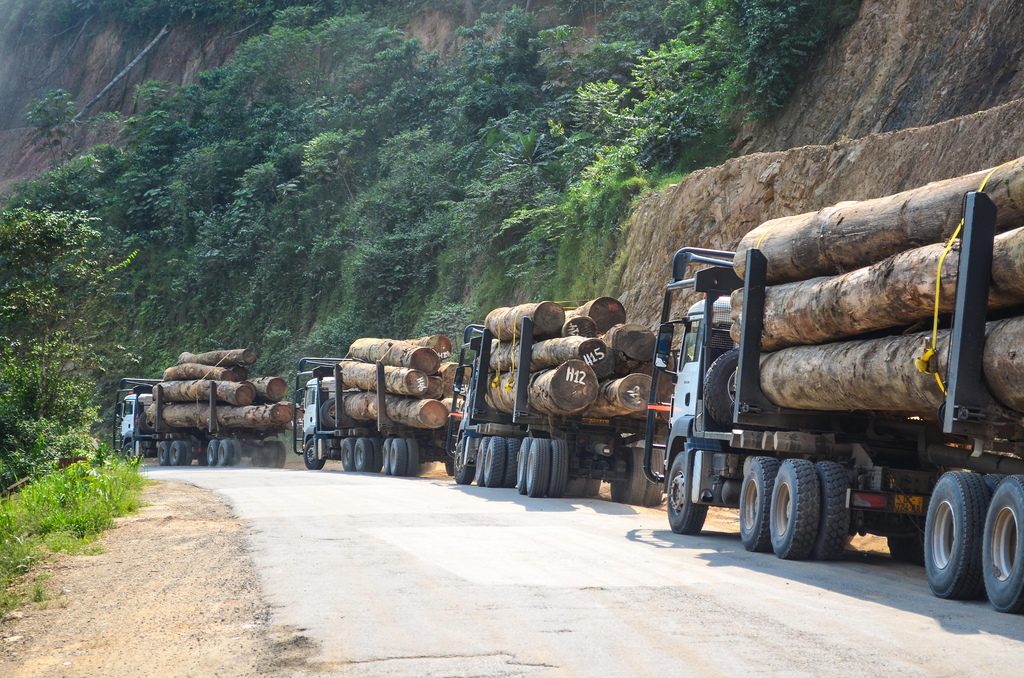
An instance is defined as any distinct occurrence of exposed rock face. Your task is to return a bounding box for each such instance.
[737,0,1024,153]
[616,98,1024,325]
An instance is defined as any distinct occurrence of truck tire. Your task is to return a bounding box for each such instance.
[389,438,409,477]
[382,438,393,475]
[740,456,781,553]
[924,471,990,599]
[405,438,421,477]
[156,441,169,466]
[667,450,708,535]
[812,461,850,560]
[475,437,490,487]
[548,439,569,499]
[983,475,1024,613]
[340,438,356,471]
[319,398,337,428]
[516,438,531,495]
[169,440,191,467]
[445,460,455,476]
[984,474,1006,493]
[453,437,476,485]
[370,438,384,472]
[526,439,552,498]
[482,437,507,488]
[223,438,242,466]
[303,438,325,470]
[770,459,821,560]
[610,447,662,507]
[354,437,375,472]
[503,438,520,488]
[703,347,739,428]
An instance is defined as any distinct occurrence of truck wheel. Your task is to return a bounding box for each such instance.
[812,461,850,560]
[405,438,421,477]
[340,438,356,471]
[740,456,781,553]
[516,438,531,495]
[382,439,394,475]
[482,437,507,488]
[475,437,490,487]
[156,442,168,466]
[453,437,476,485]
[222,438,242,466]
[354,438,374,472]
[169,440,190,466]
[610,447,662,507]
[703,347,739,428]
[984,474,1006,493]
[390,438,409,477]
[548,439,569,499]
[667,450,708,535]
[502,438,520,488]
[925,471,990,599]
[445,460,455,476]
[526,439,552,498]
[770,459,821,560]
[303,439,325,471]
[983,476,1024,613]
[319,398,337,428]
[369,438,384,472]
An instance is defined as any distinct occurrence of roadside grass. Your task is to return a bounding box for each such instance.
[0,457,144,616]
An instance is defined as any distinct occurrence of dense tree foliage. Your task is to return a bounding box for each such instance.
[5,0,858,388]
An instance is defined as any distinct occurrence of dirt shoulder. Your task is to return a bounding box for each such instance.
[0,481,277,677]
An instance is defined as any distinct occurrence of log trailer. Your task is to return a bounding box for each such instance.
[643,191,1024,613]
[113,378,288,467]
[447,324,662,506]
[293,357,452,476]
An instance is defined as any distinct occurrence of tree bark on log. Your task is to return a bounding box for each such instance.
[486,360,599,416]
[327,392,449,429]
[249,376,287,403]
[566,297,627,333]
[412,335,453,360]
[733,225,1024,351]
[735,157,1024,284]
[582,374,651,418]
[147,402,291,431]
[162,363,241,382]
[159,380,255,406]
[759,316,1024,417]
[602,324,656,361]
[488,336,609,373]
[485,302,565,341]
[177,348,258,367]
[347,338,441,374]
[562,316,597,337]
[338,360,430,397]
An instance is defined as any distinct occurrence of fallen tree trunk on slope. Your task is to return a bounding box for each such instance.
[486,360,599,416]
[347,338,441,374]
[488,336,609,373]
[159,380,255,406]
[147,402,291,431]
[735,224,1024,350]
[760,316,1024,417]
[177,348,258,367]
[735,157,1024,284]
[338,360,430,397]
[485,302,565,341]
[582,374,651,418]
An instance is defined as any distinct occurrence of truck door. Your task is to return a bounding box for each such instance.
[120,398,135,441]
[304,386,318,435]
[674,319,702,418]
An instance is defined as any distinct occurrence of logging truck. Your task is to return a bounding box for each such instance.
[644,191,1024,613]
[114,378,288,467]
[446,323,663,506]
[294,358,452,476]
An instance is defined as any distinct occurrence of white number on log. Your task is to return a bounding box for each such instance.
[582,348,606,365]
[565,366,588,385]
[437,351,451,359]
[626,385,642,403]
[566,324,580,336]
[417,377,427,389]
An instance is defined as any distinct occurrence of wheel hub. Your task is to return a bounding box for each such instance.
[931,499,955,570]
[669,469,687,512]
[773,481,792,537]
[991,505,1018,583]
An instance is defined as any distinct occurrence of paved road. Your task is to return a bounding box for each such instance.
[151,466,1024,676]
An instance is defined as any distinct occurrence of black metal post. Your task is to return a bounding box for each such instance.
[513,316,534,423]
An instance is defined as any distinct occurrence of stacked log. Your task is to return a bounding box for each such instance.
[481,297,655,419]
[334,335,452,430]
[728,157,1024,422]
[147,347,292,433]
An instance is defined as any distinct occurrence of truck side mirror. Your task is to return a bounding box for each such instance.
[655,323,674,369]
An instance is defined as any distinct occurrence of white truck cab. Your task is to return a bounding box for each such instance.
[118,394,138,449]
[302,376,336,439]
[671,297,735,425]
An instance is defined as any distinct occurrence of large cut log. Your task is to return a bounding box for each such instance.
[162,363,241,382]
[249,376,288,403]
[412,335,453,360]
[602,324,656,361]
[562,315,597,337]
[734,225,1024,351]
[147,402,291,431]
[759,316,1024,417]
[735,157,1024,283]
[158,380,255,406]
[489,336,609,373]
[567,297,627,333]
[177,348,258,367]
[486,360,599,416]
[347,338,441,374]
[324,392,449,429]
[485,302,565,341]
[338,360,429,397]
[424,376,445,400]
[582,374,652,418]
